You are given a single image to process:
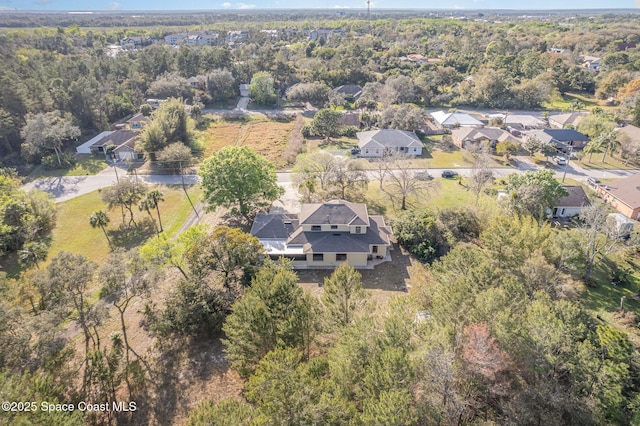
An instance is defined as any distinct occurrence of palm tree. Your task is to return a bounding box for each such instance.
[598,129,620,163]
[146,190,164,232]
[584,138,604,163]
[138,198,158,233]
[89,210,112,248]
[18,241,48,270]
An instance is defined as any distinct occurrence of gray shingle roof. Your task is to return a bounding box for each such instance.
[299,200,369,226]
[90,130,137,149]
[250,213,299,239]
[287,215,391,253]
[356,130,422,150]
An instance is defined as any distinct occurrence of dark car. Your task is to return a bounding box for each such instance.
[441,170,459,178]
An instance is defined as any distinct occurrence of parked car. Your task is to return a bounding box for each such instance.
[555,156,568,166]
[350,147,360,155]
[415,170,433,181]
[441,170,459,178]
[587,177,601,187]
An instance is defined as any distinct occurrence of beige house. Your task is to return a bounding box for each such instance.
[548,112,588,129]
[597,173,640,220]
[250,200,393,269]
[452,127,520,150]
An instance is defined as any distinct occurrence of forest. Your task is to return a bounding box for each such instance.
[1,9,640,426]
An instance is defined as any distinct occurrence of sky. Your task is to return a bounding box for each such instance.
[0,0,636,11]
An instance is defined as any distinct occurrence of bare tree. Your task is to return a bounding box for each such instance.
[579,202,627,281]
[469,151,494,203]
[327,156,369,200]
[384,153,433,210]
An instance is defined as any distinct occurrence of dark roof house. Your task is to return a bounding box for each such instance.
[251,200,392,269]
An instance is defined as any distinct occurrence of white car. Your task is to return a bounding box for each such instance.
[555,156,568,166]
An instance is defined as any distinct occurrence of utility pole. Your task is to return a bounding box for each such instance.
[561,145,573,183]
[180,161,199,218]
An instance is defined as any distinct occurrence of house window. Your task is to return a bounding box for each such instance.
[336,253,347,261]
[372,246,378,253]
[311,225,321,231]
[413,147,417,152]
[331,225,338,230]
[313,253,324,262]
[355,226,361,233]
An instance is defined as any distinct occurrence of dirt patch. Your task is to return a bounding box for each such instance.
[297,243,412,306]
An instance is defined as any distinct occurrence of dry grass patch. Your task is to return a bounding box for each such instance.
[196,118,297,168]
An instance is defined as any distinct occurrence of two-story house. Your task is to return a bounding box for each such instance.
[250,200,393,269]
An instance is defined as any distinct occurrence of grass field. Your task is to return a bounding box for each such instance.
[25,155,108,181]
[576,153,636,170]
[0,185,202,277]
[542,91,605,111]
[196,116,297,167]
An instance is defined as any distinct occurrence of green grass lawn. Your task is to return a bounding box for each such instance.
[25,155,108,181]
[0,185,202,277]
[365,176,500,220]
[542,91,604,111]
[576,153,636,170]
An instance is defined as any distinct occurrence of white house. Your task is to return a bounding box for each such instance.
[356,130,423,158]
[430,111,484,128]
[548,185,590,218]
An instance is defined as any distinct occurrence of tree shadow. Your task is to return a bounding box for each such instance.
[108,218,157,250]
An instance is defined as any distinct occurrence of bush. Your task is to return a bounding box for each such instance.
[41,153,76,170]
[340,126,358,137]
[301,124,313,138]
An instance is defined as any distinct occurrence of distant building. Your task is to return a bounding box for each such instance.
[89,130,141,161]
[333,85,363,101]
[430,111,484,129]
[120,36,153,49]
[580,55,601,71]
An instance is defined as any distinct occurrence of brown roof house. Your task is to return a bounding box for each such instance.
[597,173,640,220]
[250,200,393,269]
[548,186,591,218]
[452,127,520,150]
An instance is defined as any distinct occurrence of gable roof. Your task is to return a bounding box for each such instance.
[127,112,148,124]
[557,186,591,208]
[430,111,483,127]
[542,129,590,142]
[356,129,422,150]
[334,85,363,97]
[548,112,587,127]
[90,130,137,149]
[504,114,546,128]
[601,173,640,209]
[299,199,369,226]
[453,127,519,143]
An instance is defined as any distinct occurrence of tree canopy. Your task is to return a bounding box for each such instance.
[198,146,283,220]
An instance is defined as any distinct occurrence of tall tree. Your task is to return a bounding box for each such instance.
[310,108,343,140]
[248,71,276,105]
[89,210,111,248]
[199,146,283,221]
[321,263,369,329]
[138,98,192,160]
[20,111,80,167]
[505,170,568,221]
[101,179,147,227]
[223,259,319,377]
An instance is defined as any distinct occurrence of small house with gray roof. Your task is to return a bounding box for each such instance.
[526,129,590,150]
[250,200,393,269]
[356,129,423,157]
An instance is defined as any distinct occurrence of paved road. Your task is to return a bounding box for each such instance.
[22,159,638,204]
